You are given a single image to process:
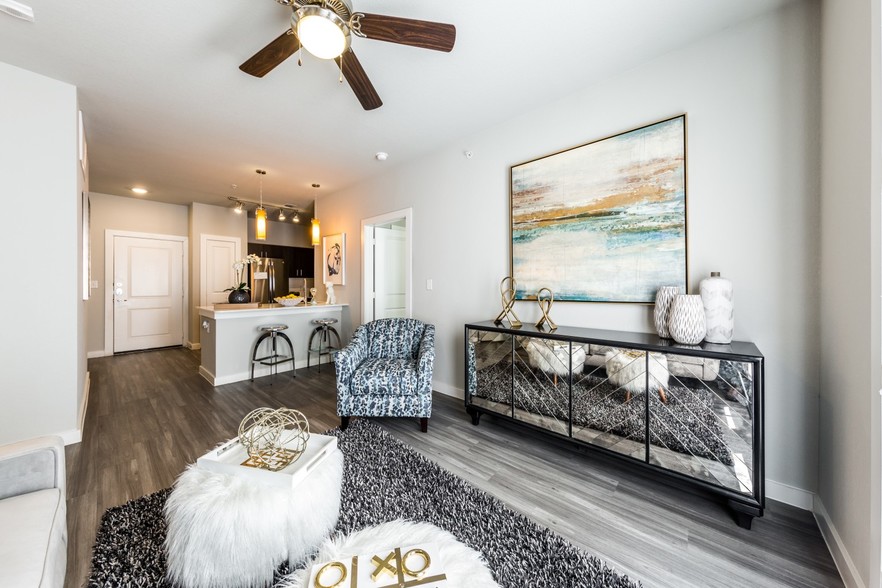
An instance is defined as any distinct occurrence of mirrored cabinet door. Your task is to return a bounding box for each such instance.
[648,354,756,496]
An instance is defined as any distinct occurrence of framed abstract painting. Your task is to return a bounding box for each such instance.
[322,233,346,286]
[510,114,687,303]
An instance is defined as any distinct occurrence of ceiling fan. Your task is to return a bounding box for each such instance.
[239,0,456,110]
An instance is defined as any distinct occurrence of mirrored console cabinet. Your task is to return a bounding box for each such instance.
[464,321,764,528]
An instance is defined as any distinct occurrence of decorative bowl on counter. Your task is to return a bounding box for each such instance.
[274,296,304,307]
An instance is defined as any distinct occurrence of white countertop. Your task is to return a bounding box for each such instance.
[197,303,348,320]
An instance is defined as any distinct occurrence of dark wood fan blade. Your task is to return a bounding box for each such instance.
[239,30,300,78]
[357,13,456,52]
[335,48,382,110]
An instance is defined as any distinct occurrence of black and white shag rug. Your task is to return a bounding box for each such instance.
[474,361,733,465]
[88,419,640,588]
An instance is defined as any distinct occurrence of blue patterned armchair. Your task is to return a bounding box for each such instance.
[335,318,435,432]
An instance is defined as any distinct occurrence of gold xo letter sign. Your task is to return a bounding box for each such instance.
[312,544,447,588]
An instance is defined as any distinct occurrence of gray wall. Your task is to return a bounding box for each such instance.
[818,0,882,585]
[0,62,84,444]
[189,202,248,346]
[86,192,189,355]
[317,3,822,505]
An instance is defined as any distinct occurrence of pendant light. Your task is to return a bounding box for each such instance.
[311,218,320,246]
[310,183,321,246]
[255,169,267,241]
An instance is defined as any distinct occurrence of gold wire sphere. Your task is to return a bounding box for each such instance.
[237,407,310,471]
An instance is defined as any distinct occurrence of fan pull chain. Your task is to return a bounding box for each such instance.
[338,53,343,84]
[297,45,302,67]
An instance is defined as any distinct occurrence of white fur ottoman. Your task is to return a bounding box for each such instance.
[164,449,343,588]
[279,520,499,588]
[524,339,587,385]
[604,349,669,403]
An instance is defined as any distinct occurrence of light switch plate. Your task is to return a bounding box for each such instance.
[90,280,98,289]
[426,279,433,291]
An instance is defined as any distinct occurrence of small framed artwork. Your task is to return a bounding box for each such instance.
[510,114,688,303]
[322,233,346,286]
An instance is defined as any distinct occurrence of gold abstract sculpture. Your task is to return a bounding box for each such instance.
[493,276,522,328]
[535,287,557,330]
[238,407,309,471]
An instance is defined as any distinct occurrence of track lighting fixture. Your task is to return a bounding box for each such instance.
[278,208,286,221]
[227,196,305,220]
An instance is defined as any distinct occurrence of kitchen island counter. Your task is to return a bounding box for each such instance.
[197,303,349,385]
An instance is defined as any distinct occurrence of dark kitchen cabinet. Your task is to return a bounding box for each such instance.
[248,244,313,279]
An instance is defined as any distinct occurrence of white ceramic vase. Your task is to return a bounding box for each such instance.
[700,272,734,344]
[668,294,707,345]
[653,286,681,338]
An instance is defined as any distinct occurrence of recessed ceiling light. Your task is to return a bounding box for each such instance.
[375,152,389,161]
[0,0,34,22]
[130,187,148,195]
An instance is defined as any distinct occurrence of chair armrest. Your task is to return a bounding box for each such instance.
[0,435,65,500]
[334,326,370,391]
[416,323,436,393]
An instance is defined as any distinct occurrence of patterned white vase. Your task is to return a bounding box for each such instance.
[653,286,681,338]
[668,294,706,345]
[700,272,734,344]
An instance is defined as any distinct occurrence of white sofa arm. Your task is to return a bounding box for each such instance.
[0,435,65,501]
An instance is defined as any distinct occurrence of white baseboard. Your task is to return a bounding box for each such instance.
[766,479,814,510]
[87,350,108,359]
[56,371,92,446]
[200,357,331,386]
[57,428,82,445]
[814,495,864,588]
[198,365,217,385]
[433,382,464,400]
[79,370,90,433]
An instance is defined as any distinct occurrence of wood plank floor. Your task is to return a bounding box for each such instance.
[65,347,842,588]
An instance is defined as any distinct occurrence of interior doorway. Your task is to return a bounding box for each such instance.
[201,234,241,306]
[362,208,412,323]
[104,230,188,354]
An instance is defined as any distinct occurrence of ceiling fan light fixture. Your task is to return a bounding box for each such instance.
[293,5,350,59]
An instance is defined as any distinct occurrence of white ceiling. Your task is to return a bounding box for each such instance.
[0,0,795,210]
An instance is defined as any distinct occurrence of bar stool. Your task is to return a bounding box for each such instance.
[307,318,341,372]
[251,324,295,382]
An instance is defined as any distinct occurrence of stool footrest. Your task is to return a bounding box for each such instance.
[254,355,295,367]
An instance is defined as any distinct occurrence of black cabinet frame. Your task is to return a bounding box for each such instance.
[464,320,765,528]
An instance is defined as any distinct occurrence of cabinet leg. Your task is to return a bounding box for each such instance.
[729,500,760,529]
[467,407,481,426]
[734,511,754,530]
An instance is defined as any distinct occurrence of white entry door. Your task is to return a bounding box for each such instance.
[374,226,406,319]
[201,235,240,306]
[113,235,184,353]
